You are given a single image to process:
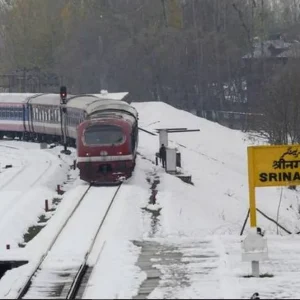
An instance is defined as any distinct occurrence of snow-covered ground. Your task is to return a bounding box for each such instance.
[0,141,78,253]
[1,102,300,299]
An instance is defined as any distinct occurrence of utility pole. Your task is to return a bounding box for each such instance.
[60,86,71,155]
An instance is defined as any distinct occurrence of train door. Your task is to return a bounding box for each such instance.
[23,103,31,136]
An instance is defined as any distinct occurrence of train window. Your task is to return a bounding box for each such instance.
[50,110,52,122]
[17,107,22,119]
[50,109,54,123]
[75,112,79,125]
[0,107,4,119]
[84,125,125,146]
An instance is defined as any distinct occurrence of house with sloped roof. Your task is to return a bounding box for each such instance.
[242,34,300,112]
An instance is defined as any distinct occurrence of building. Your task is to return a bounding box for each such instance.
[242,34,300,112]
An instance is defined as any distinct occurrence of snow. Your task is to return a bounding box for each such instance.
[42,186,119,264]
[83,240,146,299]
[0,93,36,103]
[93,92,129,100]
[1,101,300,299]
[0,142,77,252]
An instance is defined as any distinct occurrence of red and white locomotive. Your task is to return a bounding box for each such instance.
[69,95,139,184]
[0,91,139,184]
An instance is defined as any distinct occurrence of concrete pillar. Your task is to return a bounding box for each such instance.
[159,130,168,147]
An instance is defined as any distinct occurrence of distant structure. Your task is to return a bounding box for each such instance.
[242,33,300,111]
[201,34,300,131]
[0,68,61,93]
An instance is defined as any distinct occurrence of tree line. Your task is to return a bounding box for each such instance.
[1,0,300,144]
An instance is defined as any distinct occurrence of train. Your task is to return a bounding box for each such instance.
[0,91,139,184]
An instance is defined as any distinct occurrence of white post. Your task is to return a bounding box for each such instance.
[242,228,268,278]
[252,261,260,277]
[159,130,168,147]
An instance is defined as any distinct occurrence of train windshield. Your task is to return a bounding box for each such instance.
[84,124,125,145]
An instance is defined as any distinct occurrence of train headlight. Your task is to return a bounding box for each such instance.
[100,151,108,156]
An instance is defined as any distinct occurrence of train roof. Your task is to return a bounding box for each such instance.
[0,92,137,118]
[86,100,138,118]
[0,93,38,104]
[67,94,138,119]
[27,93,70,105]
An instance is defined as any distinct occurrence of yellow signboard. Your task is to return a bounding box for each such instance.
[247,144,300,228]
[248,145,300,187]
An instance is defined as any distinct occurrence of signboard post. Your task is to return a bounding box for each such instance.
[245,144,300,277]
[247,147,257,228]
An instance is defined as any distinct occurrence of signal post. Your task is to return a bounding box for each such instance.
[60,86,71,155]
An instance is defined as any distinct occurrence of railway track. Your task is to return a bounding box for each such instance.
[15,184,122,299]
